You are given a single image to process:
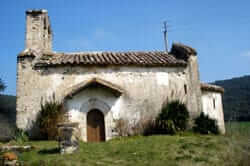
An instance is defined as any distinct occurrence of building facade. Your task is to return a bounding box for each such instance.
[16,10,225,142]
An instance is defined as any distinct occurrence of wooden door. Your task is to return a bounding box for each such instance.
[87,109,105,142]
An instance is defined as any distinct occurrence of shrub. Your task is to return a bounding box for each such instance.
[193,112,219,134]
[155,100,190,134]
[114,101,189,136]
[37,98,66,140]
[14,128,29,143]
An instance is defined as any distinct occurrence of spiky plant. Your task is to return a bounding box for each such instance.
[38,98,65,140]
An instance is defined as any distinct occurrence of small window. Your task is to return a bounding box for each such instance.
[213,98,216,109]
[44,18,47,30]
[184,84,187,94]
[48,26,52,34]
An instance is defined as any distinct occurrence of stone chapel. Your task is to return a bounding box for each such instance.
[16,10,225,142]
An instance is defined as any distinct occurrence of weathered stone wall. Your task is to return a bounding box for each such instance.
[201,91,225,134]
[185,56,202,118]
[25,10,52,51]
[170,43,202,120]
[16,58,194,140]
[16,10,224,140]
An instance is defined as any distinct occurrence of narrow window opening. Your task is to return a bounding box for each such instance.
[43,17,47,30]
[213,98,216,109]
[184,84,187,94]
[48,26,51,35]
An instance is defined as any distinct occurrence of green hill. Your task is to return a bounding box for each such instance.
[0,94,16,120]
[5,123,250,166]
[213,75,250,121]
[0,94,16,141]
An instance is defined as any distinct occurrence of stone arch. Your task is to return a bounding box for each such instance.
[63,78,123,141]
[63,77,124,101]
[80,98,111,115]
[87,109,106,142]
[80,98,113,142]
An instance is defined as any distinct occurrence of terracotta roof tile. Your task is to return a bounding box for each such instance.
[35,51,187,67]
[201,83,224,93]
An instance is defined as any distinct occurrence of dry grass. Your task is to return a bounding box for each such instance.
[221,122,250,166]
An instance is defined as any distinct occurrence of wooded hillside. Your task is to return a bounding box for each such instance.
[213,75,250,121]
[0,94,16,141]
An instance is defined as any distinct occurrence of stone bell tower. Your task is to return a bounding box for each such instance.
[16,10,53,136]
[25,9,52,51]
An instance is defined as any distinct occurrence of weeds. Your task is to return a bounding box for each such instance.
[13,128,29,144]
[37,97,66,140]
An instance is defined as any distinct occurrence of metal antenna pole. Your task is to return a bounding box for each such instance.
[163,21,168,52]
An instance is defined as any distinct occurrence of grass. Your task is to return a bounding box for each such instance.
[222,122,250,166]
[1,122,250,166]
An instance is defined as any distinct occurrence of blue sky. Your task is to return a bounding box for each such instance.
[0,0,249,95]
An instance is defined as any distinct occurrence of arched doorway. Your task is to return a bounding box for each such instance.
[87,109,105,142]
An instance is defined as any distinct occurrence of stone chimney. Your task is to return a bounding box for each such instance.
[25,9,52,51]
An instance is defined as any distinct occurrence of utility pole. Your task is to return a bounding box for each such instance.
[163,21,168,52]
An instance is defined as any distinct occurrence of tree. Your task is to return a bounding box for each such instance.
[0,78,6,92]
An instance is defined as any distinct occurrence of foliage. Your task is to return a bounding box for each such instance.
[38,98,66,140]
[13,128,29,144]
[114,101,190,136]
[154,100,190,134]
[213,75,250,121]
[193,112,219,134]
[0,78,6,92]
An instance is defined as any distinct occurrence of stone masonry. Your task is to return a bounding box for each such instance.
[16,9,225,141]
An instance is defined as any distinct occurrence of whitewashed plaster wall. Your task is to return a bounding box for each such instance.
[16,60,190,139]
[65,87,121,141]
[201,91,225,134]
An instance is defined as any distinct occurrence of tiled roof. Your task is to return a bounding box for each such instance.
[201,83,224,93]
[34,51,187,67]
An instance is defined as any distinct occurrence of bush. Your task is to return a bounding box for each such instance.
[114,101,189,136]
[37,98,66,140]
[155,100,190,134]
[193,112,219,134]
[154,100,190,134]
